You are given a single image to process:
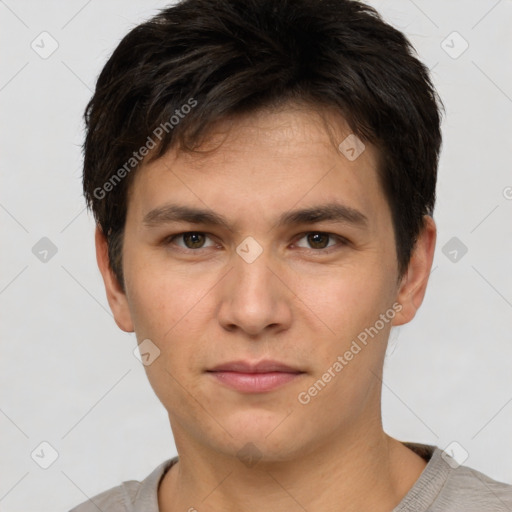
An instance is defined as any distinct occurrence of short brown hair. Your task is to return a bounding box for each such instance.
[83,0,443,291]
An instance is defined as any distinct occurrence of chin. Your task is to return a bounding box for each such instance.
[211,416,306,463]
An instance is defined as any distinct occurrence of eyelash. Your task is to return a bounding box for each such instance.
[161,231,348,255]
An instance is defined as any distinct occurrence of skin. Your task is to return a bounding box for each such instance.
[96,102,436,512]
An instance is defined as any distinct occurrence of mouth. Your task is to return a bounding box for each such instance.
[206,360,306,393]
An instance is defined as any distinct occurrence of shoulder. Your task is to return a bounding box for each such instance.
[435,462,512,511]
[68,458,178,512]
[397,443,512,512]
[68,480,139,512]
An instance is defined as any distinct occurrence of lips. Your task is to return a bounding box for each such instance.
[207,360,305,393]
[208,360,302,373]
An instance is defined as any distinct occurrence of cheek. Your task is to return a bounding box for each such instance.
[127,272,210,413]
[126,258,203,335]
[291,263,393,339]
[125,279,171,340]
[126,265,219,380]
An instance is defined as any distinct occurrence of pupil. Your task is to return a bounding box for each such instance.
[308,233,328,249]
[185,232,204,248]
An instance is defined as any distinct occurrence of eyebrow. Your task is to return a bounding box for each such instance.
[142,202,368,230]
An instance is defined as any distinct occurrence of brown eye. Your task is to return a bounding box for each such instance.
[293,232,347,253]
[182,232,207,249]
[306,232,330,249]
[164,232,215,250]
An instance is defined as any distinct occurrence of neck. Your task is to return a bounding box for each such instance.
[158,418,427,512]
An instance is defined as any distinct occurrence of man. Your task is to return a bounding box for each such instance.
[71,0,512,510]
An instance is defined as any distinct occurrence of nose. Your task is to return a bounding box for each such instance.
[217,246,293,337]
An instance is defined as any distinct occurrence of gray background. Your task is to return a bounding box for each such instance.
[1,0,511,510]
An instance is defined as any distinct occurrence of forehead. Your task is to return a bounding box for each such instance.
[171,104,365,167]
[126,104,389,232]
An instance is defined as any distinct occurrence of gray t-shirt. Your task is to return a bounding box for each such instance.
[69,443,512,511]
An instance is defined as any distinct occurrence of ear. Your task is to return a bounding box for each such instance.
[95,225,134,332]
[392,215,436,326]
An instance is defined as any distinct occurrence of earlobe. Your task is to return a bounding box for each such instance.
[392,216,437,327]
[95,225,135,333]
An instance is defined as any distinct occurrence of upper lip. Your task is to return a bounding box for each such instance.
[207,360,303,373]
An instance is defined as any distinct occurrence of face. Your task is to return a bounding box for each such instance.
[98,103,434,464]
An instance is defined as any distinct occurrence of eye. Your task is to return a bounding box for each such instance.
[293,232,347,252]
[164,232,216,250]
[162,231,347,254]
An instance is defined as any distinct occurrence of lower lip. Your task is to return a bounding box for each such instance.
[208,371,303,393]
